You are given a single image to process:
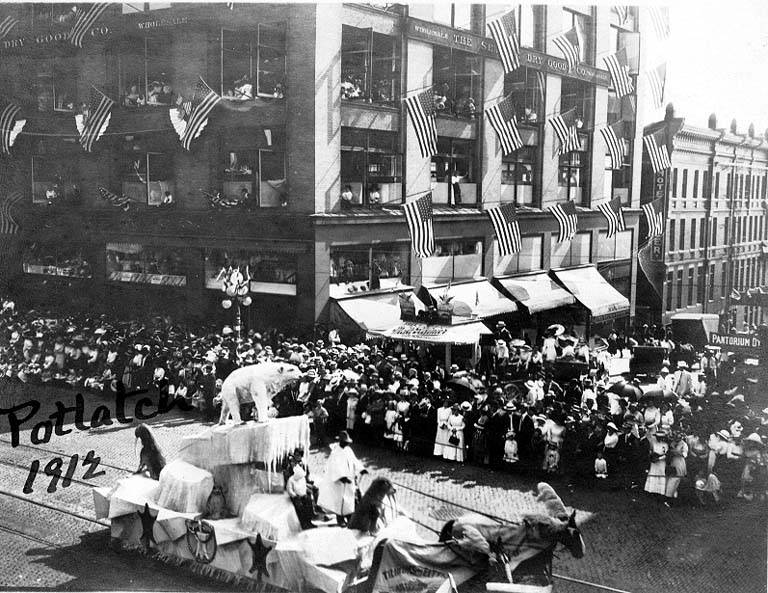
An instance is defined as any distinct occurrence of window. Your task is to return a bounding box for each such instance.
[31,150,79,205]
[665,271,674,311]
[22,243,93,279]
[487,5,546,50]
[433,3,473,30]
[433,47,481,119]
[106,244,187,285]
[722,262,728,297]
[693,170,699,199]
[714,172,720,198]
[121,3,172,13]
[550,232,591,268]
[122,151,174,206]
[709,263,716,301]
[696,265,705,304]
[711,218,718,246]
[671,168,678,198]
[330,243,410,296]
[33,3,81,28]
[220,24,286,100]
[423,239,483,285]
[562,8,594,65]
[749,216,754,242]
[702,171,709,200]
[501,146,535,205]
[561,77,594,130]
[676,269,683,309]
[116,36,175,108]
[679,219,686,250]
[204,248,297,294]
[494,235,543,275]
[341,129,402,208]
[690,219,696,250]
[699,218,706,248]
[597,230,632,262]
[605,95,633,204]
[341,26,400,105]
[31,58,77,112]
[431,137,476,205]
[669,219,676,251]
[723,217,729,244]
[558,150,588,205]
[504,67,545,125]
[681,169,688,198]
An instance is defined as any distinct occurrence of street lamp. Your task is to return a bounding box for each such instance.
[220,266,252,341]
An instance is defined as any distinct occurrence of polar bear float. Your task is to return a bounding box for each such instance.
[217,362,303,424]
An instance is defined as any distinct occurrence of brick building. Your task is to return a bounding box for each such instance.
[0,3,653,338]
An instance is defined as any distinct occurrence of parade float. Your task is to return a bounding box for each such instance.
[92,364,584,593]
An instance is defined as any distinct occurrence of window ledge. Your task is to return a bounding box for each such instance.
[341,100,400,113]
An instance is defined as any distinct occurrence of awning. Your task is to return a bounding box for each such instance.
[420,279,517,319]
[550,265,630,323]
[367,320,492,344]
[492,272,575,314]
[330,289,420,334]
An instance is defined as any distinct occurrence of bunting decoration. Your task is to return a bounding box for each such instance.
[642,198,664,239]
[0,102,25,155]
[403,192,435,258]
[487,202,522,256]
[75,86,114,152]
[648,7,670,41]
[0,15,19,40]
[98,186,131,212]
[597,197,626,238]
[553,27,581,71]
[487,10,520,73]
[603,48,634,98]
[485,96,523,156]
[600,121,625,170]
[646,63,666,108]
[0,188,24,235]
[643,129,671,173]
[549,108,580,155]
[548,201,578,243]
[68,3,110,48]
[169,77,222,151]
[202,189,241,210]
[404,89,437,159]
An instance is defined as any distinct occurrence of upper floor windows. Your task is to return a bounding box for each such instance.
[31,58,77,112]
[562,8,594,66]
[561,77,594,130]
[341,26,400,106]
[486,5,546,51]
[433,47,481,120]
[433,3,473,31]
[431,137,477,205]
[501,146,536,206]
[32,3,81,29]
[341,129,402,208]
[221,128,286,208]
[504,67,545,125]
[221,24,286,101]
[116,36,175,108]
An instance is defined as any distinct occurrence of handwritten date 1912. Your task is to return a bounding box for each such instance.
[22,450,105,494]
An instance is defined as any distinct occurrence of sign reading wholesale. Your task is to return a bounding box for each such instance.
[709,332,762,354]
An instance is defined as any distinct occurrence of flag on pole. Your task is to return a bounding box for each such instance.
[648,7,670,40]
[487,10,520,73]
[643,129,671,173]
[553,27,580,71]
[597,196,626,238]
[98,186,131,211]
[75,86,114,152]
[548,201,578,243]
[485,96,523,156]
[549,108,580,155]
[487,202,522,256]
[603,48,634,97]
[169,77,222,151]
[0,15,19,40]
[600,121,625,170]
[646,63,666,108]
[0,102,25,155]
[642,198,664,239]
[0,188,23,235]
[404,89,437,159]
[404,192,435,258]
[68,3,110,48]
[730,288,741,302]
[613,6,629,25]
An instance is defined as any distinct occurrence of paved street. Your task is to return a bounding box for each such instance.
[0,383,764,593]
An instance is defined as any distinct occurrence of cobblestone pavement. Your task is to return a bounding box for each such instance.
[0,383,765,593]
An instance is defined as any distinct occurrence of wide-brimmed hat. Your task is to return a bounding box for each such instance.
[338,430,353,444]
[677,361,688,369]
[504,401,516,411]
[660,367,670,374]
[524,380,536,390]
[460,401,472,411]
[606,422,618,431]
[743,433,764,447]
[716,429,731,440]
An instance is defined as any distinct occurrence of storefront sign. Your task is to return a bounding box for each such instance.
[406,18,611,86]
[2,26,109,50]
[109,271,187,287]
[709,332,762,353]
[137,16,189,29]
[650,169,667,262]
[23,264,92,279]
[389,324,450,339]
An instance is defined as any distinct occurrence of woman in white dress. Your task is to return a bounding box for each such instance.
[433,399,452,457]
[443,404,466,462]
[644,430,669,497]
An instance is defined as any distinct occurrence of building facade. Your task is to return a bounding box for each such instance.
[0,3,652,337]
[638,116,768,329]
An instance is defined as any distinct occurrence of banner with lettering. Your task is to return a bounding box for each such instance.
[708,332,763,355]
[370,540,468,593]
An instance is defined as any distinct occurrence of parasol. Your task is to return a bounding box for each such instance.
[446,376,477,396]
[608,381,643,401]
[547,324,565,337]
[640,388,677,404]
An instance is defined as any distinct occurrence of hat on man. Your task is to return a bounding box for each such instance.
[716,429,731,441]
[338,430,353,444]
[496,321,506,328]
[677,361,688,369]
[524,379,536,390]
[504,401,516,411]
[660,367,670,375]
[606,422,618,431]
[460,401,472,411]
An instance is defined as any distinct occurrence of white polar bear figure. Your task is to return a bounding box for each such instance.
[217,362,303,424]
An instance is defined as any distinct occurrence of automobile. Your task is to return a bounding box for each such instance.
[629,345,668,379]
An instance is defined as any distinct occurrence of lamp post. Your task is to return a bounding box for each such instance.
[220,266,252,342]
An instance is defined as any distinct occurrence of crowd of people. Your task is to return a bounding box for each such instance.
[0,298,765,508]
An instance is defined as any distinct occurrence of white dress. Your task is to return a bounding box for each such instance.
[644,436,669,495]
[433,406,452,456]
[317,444,364,517]
[442,413,466,462]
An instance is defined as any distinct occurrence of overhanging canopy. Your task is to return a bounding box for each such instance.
[493,272,575,314]
[421,279,518,318]
[367,320,492,344]
[550,265,630,323]
[330,290,420,334]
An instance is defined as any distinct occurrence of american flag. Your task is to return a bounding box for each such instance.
[643,129,671,173]
[613,6,629,25]
[549,108,580,155]
[485,96,523,156]
[98,186,131,211]
[604,48,634,98]
[548,201,578,243]
[600,121,625,170]
[597,196,626,238]
[648,7,670,40]
[0,15,19,40]
[404,89,437,159]
[646,63,666,108]
[487,10,520,74]
[0,188,24,235]
[553,27,580,71]
[68,3,110,48]
[78,86,114,152]
[487,202,522,256]
[0,102,25,155]
[403,192,435,258]
[642,198,664,239]
[179,78,221,151]
[730,288,741,302]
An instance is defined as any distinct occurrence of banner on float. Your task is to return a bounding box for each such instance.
[370,540,462,593]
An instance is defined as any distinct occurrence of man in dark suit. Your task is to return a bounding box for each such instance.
[516,406,535,468]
